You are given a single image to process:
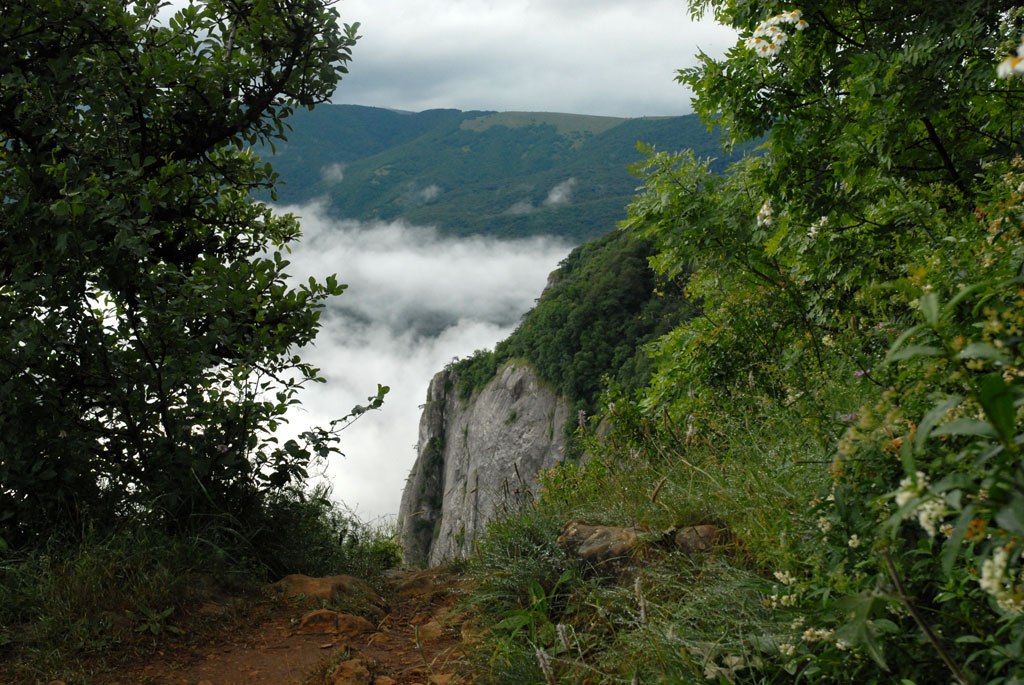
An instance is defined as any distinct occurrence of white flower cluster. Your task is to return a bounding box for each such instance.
[998,39,1024,78]
[746,10,808,59]
[774,570,797,585]
[757,200,773,226]
[979,546,1024,614]
[802,627,834,643]
[894,471,948,537]
[768,592,798,608]
[807,215,828,238]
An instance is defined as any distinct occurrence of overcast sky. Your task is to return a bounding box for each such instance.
[327,0,736,117]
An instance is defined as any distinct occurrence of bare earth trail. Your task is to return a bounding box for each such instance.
[118,567,469,685]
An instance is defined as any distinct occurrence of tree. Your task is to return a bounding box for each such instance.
[620,0,1024,680]
[0,0,381,549]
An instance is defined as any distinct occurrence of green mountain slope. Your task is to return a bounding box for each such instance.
[261,105,736,241]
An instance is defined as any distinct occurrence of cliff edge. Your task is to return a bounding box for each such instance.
[398,361,569,566]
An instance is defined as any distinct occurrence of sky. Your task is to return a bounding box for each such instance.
[334,0,737,117]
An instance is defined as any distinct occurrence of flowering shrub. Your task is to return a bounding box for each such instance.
[745,9,808,59]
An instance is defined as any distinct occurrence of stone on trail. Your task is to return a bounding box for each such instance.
[557,520,729,574]
[271,573,379,604]
[557,520,648,572]
[296,608,376,637]
[674,524,727,554]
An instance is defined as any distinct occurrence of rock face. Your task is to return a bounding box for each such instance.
[398,361,570,566]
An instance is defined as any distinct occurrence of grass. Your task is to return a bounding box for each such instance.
[0,484,401,683]
[456,375,869,683]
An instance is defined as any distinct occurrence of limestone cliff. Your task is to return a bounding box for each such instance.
[398,361,569,566]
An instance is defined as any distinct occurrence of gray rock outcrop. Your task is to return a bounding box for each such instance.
[398,361,570,566]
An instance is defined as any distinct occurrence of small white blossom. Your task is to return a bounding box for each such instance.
[916,499,947,538]
[757,200,773,226]
[774,570,797,585]
[802,627,834,643]
[979,546,1024,614]
[848,534,861,548]
[748,9,807,59]
[818,516,833,533]
[779,643,797,656]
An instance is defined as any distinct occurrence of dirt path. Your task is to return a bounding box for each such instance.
[116,567,469,685]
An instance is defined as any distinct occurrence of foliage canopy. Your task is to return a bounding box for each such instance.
[464,1,1024,682]
[0,0,380,549]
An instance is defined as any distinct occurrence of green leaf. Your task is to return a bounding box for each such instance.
[995,493,1024,538]
[977,373,1017,446]
[930,418,997,439]
[888,345,942,362]
[941,504,975,576]
[914,396,962,453]
[835,593,889,670]
[957,342,1009,363]
[920,292,940,327]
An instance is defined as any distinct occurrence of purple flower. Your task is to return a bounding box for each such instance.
[854,370,867,378]
[840,413,859,423]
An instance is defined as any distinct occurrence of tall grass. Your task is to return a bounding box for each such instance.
[0,483,401,683]
[459,373,869,683]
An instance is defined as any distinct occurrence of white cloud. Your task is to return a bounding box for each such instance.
[321,162,346,183]
[335,0,737,116]
[506,199,535,215]
[274,203,571,522]
[544,178,577,207]
[418,184,441,202]
[156,0,738,117]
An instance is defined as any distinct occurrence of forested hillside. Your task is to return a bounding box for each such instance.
[261,105,736,241]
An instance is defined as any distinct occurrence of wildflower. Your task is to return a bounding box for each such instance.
[556,623,571,652]
[802,627,833,642]
[979,546,1024,614]
[757,200,773,226]
[634,576,648,625]
[835,639,852,651]
[535,647,555,682]
[748,9,808,59]
[848,534,861,548]
[818,516,833,533]
[939,523,954,538]
[853,369,867,378]
[917,499,947,538]
[998,41,1024,78]
[895,471,928,508]
[779,643,797,656]
[774,570,797,585]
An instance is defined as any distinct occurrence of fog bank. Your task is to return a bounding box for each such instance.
[277,203,571,522]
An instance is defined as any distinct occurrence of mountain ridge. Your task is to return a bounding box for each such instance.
[260,104,735,242]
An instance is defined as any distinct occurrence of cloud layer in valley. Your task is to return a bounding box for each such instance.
[275,203,571,521]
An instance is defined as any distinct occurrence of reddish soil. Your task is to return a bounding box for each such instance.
[109,567,469,685]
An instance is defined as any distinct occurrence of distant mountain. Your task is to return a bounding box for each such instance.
[261,105,736,242]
